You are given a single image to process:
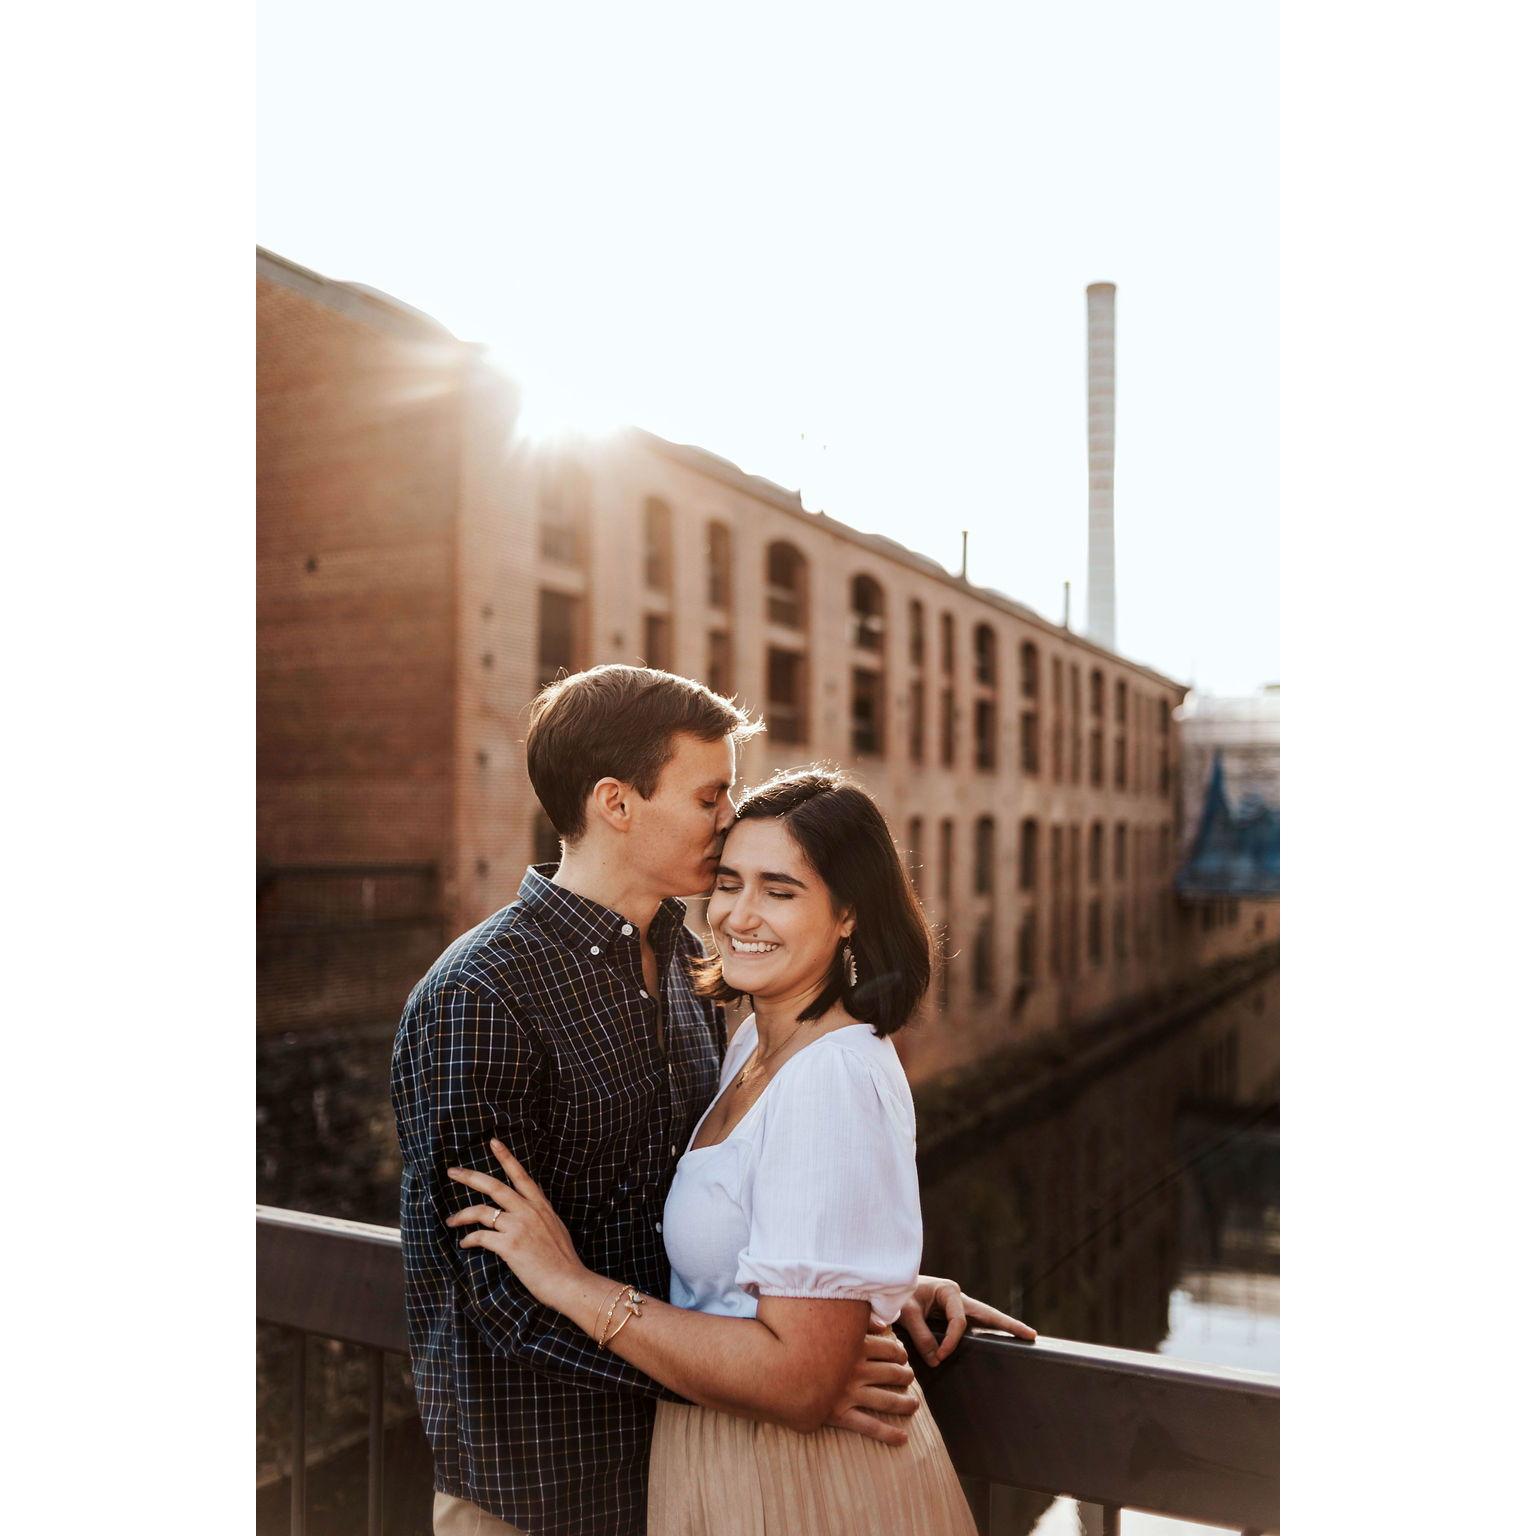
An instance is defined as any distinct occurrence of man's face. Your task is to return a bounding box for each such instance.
[628,733,737,898]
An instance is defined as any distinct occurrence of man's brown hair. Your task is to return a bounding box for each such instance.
[526,665,761,842]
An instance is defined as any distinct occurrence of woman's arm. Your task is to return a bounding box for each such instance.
[555,1271,870,1432]
[448,1143,874,1432]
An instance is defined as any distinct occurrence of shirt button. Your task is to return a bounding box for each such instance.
[655,1222,663,1233]
[589,945,601,956]
[621,923,634,936]
[639,988,648,999]
[670,1144,677,1157]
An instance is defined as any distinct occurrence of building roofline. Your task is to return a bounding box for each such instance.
[256,248,1187,695]
[633,428,1189,694]
[257,247,463,344]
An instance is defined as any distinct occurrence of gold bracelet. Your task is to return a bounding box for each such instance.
[600,1287,648,1349]
[592,1284,629,1345]
[594,1283,630,1346]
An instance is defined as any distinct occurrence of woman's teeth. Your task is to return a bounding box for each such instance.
[729,938,780,955]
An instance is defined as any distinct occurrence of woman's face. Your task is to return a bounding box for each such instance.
[706,817,852,1002]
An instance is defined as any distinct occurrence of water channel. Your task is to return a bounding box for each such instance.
[258,964,1278,1534]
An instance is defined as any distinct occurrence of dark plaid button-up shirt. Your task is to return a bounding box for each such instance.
[391,866,726,1536]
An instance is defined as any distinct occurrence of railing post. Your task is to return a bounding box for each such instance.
[367,1348,385,1536]
[289,1329,307,1536]
[958,1475,991,1534]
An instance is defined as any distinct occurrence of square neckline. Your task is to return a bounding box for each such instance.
[680,1016,872,1159]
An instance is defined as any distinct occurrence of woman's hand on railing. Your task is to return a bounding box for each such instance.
[898,1275,1037,1368]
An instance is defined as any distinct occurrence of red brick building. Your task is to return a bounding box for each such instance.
[258,247,1260,1081]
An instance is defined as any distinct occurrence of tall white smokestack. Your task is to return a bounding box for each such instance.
[1086,282,1117,651]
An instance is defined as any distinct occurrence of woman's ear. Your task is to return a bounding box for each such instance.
[839,910,856,941]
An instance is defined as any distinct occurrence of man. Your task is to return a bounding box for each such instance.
[392,665,1029,1536]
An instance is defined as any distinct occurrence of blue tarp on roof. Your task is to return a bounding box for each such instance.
[1176,750,1280,899]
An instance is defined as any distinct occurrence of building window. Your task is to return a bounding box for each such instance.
[537,456,590,565]
[1114,735,1127,790]
[851,667,885,757]
[1114,900,1128,959]
[1115,678,1127,723]
[1016,913,1037,985]
[1051,657,1064,783]
[1021,711,1041,775]
[1090,669,1105,718]
[706,520,732,610]
[974,698,997,771]
[1020,818,1039,891]
[936,924,951,1011]
[907,817,923,896]
[707,629,733,697]
[643,496,673,593]
[909,599,926,666]
[537,589,582,685]
[1089,822,1104,883]
[1068,825,1082,977]
[1114,822,1127,881]
[1087,898,1103,966]
[1070,664,1082,784]
[940,687,957,767]
[642,612,672,671]
[975,623,997,686]
[1090,727,1104,787]
[1159,700,1172,796]
[1049,826,1064,977]
[974,816,995,896]
[766,541,808,629]
[909,678,926,764]
[1022,642,1040,699]
[940,819,955,905]
[972,918,995,999]
[766,647,808,743]
[941,613,956,676]
[851,574,887,652]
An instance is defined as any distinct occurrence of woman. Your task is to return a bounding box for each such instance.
[447,767,1011,1534]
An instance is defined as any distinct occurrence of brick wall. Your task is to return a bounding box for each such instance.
[257,260,467,1032]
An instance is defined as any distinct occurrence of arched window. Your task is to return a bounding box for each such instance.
[1020,818,1039,891]
[643,497,673,592]
[766,541,808,629]
[909,599,926,666]
[974,623,997,686]
[1021,642,1040,699]
[851,574,886,652]
[706,520,732,610]
[974,816,995,896]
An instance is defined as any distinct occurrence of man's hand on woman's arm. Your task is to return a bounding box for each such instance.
[898,1274,1037,1367]
[823,1327,919,1445]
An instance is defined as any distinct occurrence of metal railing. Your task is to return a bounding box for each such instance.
[258,1207,1279,1535]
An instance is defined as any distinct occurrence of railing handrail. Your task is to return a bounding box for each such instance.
[258,1206,1279,1533]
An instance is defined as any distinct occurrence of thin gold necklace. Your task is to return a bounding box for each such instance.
[735,1017,815,1091]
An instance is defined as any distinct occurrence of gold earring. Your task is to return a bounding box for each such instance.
[843,939,858,987]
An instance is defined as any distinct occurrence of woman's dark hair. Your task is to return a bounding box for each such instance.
[692,765,933,1036]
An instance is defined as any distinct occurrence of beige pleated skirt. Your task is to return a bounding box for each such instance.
[647,1382,978,1536]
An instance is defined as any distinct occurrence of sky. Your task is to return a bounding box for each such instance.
[258,1,1279,696]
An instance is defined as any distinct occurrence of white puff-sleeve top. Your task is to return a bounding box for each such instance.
[663,1016,922,1328]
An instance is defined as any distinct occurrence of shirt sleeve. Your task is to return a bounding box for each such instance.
[397,980,669,1399]
[734,1043,923,1327]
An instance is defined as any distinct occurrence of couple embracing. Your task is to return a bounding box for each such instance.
[391,664,1033,1536]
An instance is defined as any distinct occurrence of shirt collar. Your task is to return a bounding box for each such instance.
[516,864,690,961]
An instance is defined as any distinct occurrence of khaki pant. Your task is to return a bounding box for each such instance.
[432,1490,528,1536]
